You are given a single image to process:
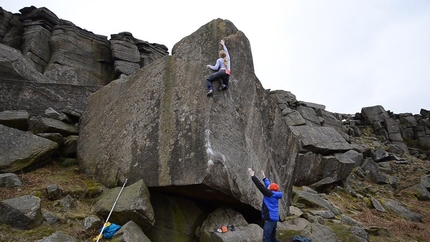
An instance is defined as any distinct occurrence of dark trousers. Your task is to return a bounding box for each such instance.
[263,220,279,242]
[205,70,229,89]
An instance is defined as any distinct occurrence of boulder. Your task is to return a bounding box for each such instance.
[370,197,386,213]
[43,211,59,225]
[281,107,307,126]
[365,226,390,237]
[0,195,43,229]
[296,105,323,126]
[411,183,430,201]
[289,126,352,154]
[83,215,102,230]
[377,161,392,174]
[0,173,22,188]
[112,220,151,242]
[301,222,340,242]
[278,217,310,231]
[35,231,76,242]
[59,194,74,212]
[361,158,390,184]
[293,151,356,188]
[30,117,78,136]
[95,179,155,230]
[44,107,74,124]
[78,19,297,218]
[309,209,335,219]
[349,225,369,242]
[382,198,422,222]
[292,188,341,215]
[341,215,363,227]
[36,133,64,145]
[0,124,58,172]
[197,207,262,242]
[46,184,62,200]
[206,224,262,242]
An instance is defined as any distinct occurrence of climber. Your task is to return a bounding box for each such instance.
[248,168,283,242]
[205,39,231,96]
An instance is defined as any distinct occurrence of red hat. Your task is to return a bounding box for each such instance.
[268,183,279,191]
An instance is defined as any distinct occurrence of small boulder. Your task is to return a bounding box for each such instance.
[35,231,76,242]
[112,220,151,242]
[0,173,22,188]
[46,184,62,200]
[95,179,155,230]
[0,195,43,229]
[382,199,422,222]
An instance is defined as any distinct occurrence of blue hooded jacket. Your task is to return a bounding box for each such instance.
[251,176,283,221]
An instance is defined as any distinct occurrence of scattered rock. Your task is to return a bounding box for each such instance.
[301,222,340,242]
[349,225,369,242]
[278,217,310,231]
[83,215,102,230]
[112,220,151,242]
[0,173,22,188]
[0,195,43,229]
[382,198,422,222]
[46,184,62,200]
[35,231,76,242]
[411,183,430,201]
[370,197,386,213]
[59,194,74,212]
[293,188,341,215]
[43,211,59,225]
[341,215,363,227]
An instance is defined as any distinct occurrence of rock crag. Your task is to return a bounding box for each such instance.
[1,5,429,242]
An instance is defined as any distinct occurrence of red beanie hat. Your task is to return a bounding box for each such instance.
[268,183,279,191]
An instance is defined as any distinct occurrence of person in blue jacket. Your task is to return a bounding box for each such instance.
[248,168,283,242]
[205,39,231,96]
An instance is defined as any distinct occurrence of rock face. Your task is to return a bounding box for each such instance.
[78,19,297,217]
[1,5,430,242]
[0,6,168,116]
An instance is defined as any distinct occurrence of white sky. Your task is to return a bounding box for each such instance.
[1,0,429,114]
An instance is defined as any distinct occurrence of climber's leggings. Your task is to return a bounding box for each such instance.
[205,70,229,89]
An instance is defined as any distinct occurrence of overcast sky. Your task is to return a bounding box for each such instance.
[1,0,429,114]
